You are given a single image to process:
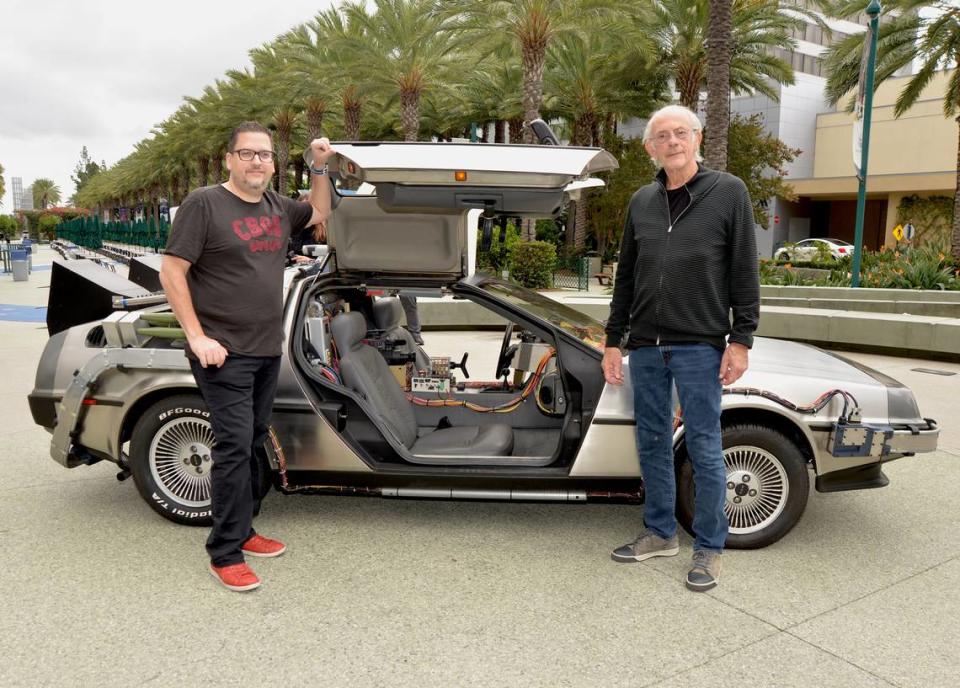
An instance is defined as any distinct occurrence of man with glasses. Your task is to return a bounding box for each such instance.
[160,121,336,591]
[602,105,759,591]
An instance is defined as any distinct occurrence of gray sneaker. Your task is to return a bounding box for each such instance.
[611,529,680,563]
[686,550,722,591]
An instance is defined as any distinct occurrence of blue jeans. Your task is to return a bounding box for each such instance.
[628,344,727,552]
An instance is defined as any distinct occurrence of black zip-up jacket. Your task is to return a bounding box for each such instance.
[604,165,760,351]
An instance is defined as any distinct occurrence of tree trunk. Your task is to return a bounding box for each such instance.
[495,120,506,143]
[953,117,960,264]
[705,0,733,170]
[400,89,420,142]
[273,109,295,196]
[211,153,223,183]
[276,139,290,196]
[343,86,362,140]
[568,115,593,250]
[508,117,524,143]
[601,112,616,148]
[196,156,209,188]
[294,157,306,191]
[180,166,191,200]
[521,43,548,143]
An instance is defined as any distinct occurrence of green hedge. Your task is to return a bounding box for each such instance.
[511,241,556,289]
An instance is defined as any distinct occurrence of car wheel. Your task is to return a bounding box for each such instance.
[129,394,274,526]
[129,395,216,526]
[675,424,809,549]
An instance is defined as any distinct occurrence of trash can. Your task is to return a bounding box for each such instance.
[11,249,29,282]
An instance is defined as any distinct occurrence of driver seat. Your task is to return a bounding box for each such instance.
[331,312,514,457]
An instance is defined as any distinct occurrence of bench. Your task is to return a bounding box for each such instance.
[594,265,615,286]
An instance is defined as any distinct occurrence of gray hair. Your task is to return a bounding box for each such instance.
[643,105,704,167]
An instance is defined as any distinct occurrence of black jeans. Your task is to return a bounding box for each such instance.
[190,355,281,566]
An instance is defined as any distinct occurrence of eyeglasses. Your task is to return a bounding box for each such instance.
[652,128,695,145]
[231,149,276,162]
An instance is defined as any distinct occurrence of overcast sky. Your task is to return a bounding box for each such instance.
[0,0,336,210]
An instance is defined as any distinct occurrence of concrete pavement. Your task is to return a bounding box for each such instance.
[1,245,958,687]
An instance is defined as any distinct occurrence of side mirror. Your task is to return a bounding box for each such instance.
[529,119,559,145]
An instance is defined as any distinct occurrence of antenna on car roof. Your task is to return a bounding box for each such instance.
[529,118,559,145]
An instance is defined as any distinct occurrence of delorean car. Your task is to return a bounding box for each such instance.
[28,142,939,549]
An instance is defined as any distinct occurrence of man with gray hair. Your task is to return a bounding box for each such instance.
[602,105,759,591]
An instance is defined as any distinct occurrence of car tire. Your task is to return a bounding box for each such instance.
[129,394,272,527]
[675,424,809,549]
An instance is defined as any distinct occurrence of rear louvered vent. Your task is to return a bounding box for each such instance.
[85,325,106,348]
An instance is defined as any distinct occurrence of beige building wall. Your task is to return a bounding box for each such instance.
[788,70,956,248]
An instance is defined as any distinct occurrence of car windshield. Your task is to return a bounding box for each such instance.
[478,279,607,350]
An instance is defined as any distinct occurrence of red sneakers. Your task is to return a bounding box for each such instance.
[242,534,287,558]
[209,563,261,592]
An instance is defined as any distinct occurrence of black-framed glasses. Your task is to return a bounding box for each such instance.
[232,148,276,162]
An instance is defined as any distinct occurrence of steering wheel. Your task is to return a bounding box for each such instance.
[495,323,518,380]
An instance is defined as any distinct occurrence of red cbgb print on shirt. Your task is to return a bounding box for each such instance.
[231,215,284,252]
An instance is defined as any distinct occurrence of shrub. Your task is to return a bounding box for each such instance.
[510,241,556,289]
[38,214,61,241]
[535,217,562,246]
[0,214,19,236]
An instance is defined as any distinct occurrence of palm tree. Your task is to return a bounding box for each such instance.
[32,178,61,209]
[306,6,371,140]
[447,0,616,143]
[823,0,960,261]
[545,30,663,249]
[0,162,5,207]
[339,0,460,141]
[640,0,806,111]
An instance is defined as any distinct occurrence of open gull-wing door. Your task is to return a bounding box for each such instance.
[325,143,618,280]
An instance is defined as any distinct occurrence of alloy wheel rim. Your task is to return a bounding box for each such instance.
[723,445,789,534]
[148,418,214,507]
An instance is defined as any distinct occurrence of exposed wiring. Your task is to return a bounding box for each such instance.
[318,365,341,384]
[674,387,861,429]
[406,349,555,414]
[722,387,859,421]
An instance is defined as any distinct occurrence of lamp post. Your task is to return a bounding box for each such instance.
[851,0,882,288]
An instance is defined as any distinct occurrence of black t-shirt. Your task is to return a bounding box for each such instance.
[667,185,690,224]
[165,185,313,358]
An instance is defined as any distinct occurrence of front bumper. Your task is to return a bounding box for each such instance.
[886,418,939,457]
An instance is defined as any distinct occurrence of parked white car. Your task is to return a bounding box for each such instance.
[774,238,853,262]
